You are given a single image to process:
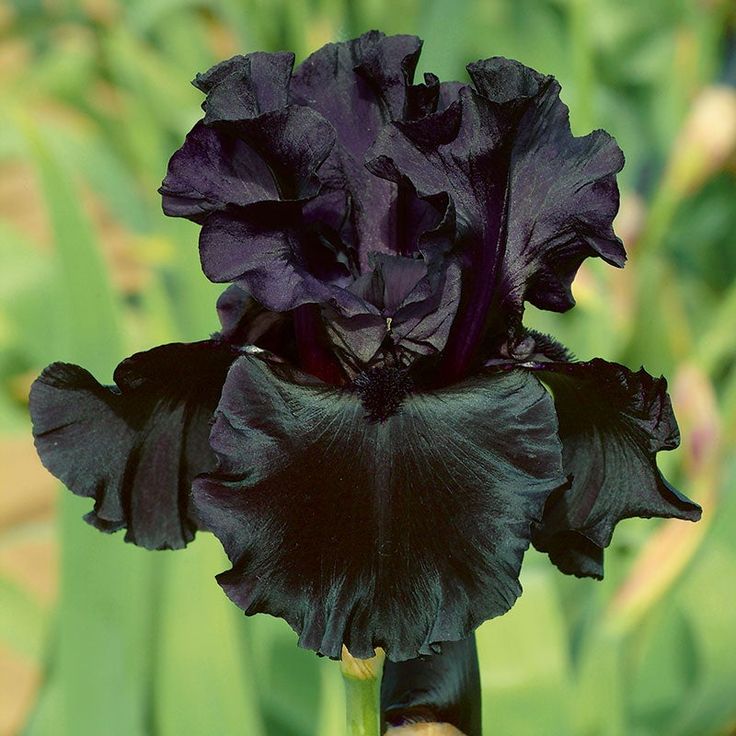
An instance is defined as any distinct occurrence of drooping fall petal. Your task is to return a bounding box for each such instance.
[524,359,702,577]
[30,341,238,550]
[193,353,566,660]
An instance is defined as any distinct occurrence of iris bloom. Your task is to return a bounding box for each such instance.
[30,31,701,664]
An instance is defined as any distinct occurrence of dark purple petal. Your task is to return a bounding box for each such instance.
[322,254,462,368]
[369,58,624,381]
[160,107,335,221]
[161,121,267,221]
[522,359,702,577]
[198,201,346,311]
[290,31,423,160]
[192,354,565,660]
[291,31,449,267]
[368,90,517,380]
[389,258,462,356]
[470,58,625,314]
[193,51,295,123]
[215,284,289,349]
[381,635,481,736]
[29,341,237,550]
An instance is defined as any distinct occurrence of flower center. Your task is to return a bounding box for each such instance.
[353,366,413,423]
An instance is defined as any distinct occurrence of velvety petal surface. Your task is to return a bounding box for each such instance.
[193,354,566,660]
[29,341,237,550]
[381,635,481,736]
[291,31,449,266]
[160,108,335,222]
[290,31,423,161]
[469,59,625,314]
[369,58,624,378]
[198,199,348,311]
[161,32,465,327]
[323,253,463,368]
[193,51,295,123]
[522,359,702,577]
[160,48,352,314]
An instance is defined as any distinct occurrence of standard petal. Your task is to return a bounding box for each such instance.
[368,58,625,380]
[469,58,626,314]
[381,635,481,736]
[291,31,423,160]
[29,341,238,550]
[198,202,343,311]
[160,121,276,221]
[193,354,565,661]
[193,51,295,123]
[367,89,519,380]
[525,359,702,577]
[291,31,450,267]
[160,107,335,221]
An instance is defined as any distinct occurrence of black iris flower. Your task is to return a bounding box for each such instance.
[30,31,701,663]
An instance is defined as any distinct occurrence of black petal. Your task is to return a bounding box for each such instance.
[29,341,237,550]
[381,635,481,736]
[542,529,605,580]
[525,359,702,577]
[193,354,566,661]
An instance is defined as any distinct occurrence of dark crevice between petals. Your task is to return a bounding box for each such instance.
[293,304,346,384]
[30,341,238,550]
[381,635,481,736]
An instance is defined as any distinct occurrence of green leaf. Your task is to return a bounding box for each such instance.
[155,535,265,736]
[19,116,158,736]
[476,565,574,736]
[0,575,47,659]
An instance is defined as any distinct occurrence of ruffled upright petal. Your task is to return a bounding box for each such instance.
[369,57,624,379]
[290,32,424,160]
[197,199,345,311]
[193,51,295,123]
[291,31,452,266]
[160,108,334,222]
[469,58,625,314]
[30,341,238,550]
[193,354,565,660]
[160,49,349,313]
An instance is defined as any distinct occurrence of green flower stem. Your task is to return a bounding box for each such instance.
[341,647,384,736]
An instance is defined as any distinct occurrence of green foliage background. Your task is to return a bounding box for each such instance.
[1,0,735,734]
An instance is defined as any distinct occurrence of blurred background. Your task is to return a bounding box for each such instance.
[1,0,735,734]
